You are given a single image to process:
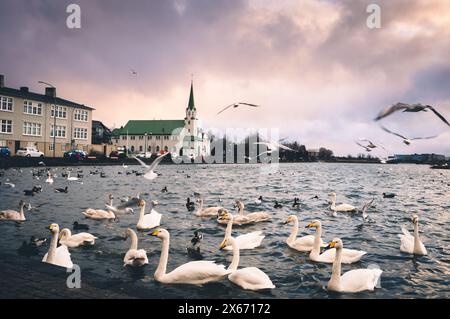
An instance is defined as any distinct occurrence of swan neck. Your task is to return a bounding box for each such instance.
[225,216,233,238]
[330,247,342,284]
[47,231,58,262]
[311,225,322,255]
[20,204,25,219]
[155,236,169,280]
[287,217,299,243]
[109,197,113,206]
[413,222,420,251]
[129,231,138,250]
[228,238,240,271]
[138,203,145,222]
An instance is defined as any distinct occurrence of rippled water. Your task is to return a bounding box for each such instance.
[0,163,449,298]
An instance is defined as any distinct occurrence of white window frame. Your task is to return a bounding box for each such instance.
[23,122,42,136]
[23,101,43,116]
[74,109,88,122]
[0,119,13,134]
[51,105,67,119]
[0,96,13,112]
[50,125,66,138]
[73,127,88,140]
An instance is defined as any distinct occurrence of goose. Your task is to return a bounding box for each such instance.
[55,186,68,193]
[306,220,366,264]
[194,198,223,217]
[217,208,253,226]
[283,215,325,252]
[329,192,357,212]
[220,236,275,290]
[326,238,383,293]
[67,171,78,181]
[45,172,54,184]
[220,212,264,250]
[398,214,427,255]
[149,229,231,285]
[123,228,148,267]
[59,228,97,248]
[0,200,27,221]
[42,224,73,268]
[136,199,161,230]
[133,152,168,180]
[234,200,270,223]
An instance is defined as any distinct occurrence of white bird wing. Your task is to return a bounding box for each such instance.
[148,152,169,171]
[133,156,149,168]
[235,231,264,249]
[238,102,260,107]
[166,260,230,283]
[401,226,413,238]
[410,134,439,141]
[43,245,73,268]
[217,103,236,115]
[427,105,450,126]
[229,267,274,289]
[374,102,410,121]
[339,269,382,292]
[379,125,409,140]
[142,210,162,228]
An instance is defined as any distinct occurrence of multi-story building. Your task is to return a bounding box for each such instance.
[0,74,94,157]
[112,81,210,158]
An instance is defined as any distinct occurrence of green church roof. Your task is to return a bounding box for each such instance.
[188,81,195,110]
[113,120,185,136]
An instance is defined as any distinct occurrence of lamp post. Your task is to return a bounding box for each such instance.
[144,132,147,157]
[38,81,56,158]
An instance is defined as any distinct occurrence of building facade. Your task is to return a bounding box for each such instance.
[112,81,210,158]
[0,74,94,157]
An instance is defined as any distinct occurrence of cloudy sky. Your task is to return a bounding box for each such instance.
[1,0,449,156]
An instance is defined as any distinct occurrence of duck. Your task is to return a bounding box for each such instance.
[42,224,73,268]
[0,200,27,221]
[186,198,196,211]
[123,228,148,267]
[191,231,203,246]
[329,192,357,212]
[220,212,264,250]
[161,186,168,193]
[274,201,283,209]
[220,236,275,291]
[283,215,325,252]
[149,229,231,285]
[383,192,396,198]
[73,221,89,230]
[234,200,270,223]
[30,236,47,247]
[292,197,300,209]
[254,196,263,205]
[217,208,253,226]
[326,238,382,293]
[136,199,162,230]
[55,186,68,193]
[306,220,366,264]
[194,198,224,218]
[59,228,97,248]
[398,214,427,255]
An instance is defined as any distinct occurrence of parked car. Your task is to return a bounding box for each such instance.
[16,147,44,157]
[64,150,87,160]
[109,150,127,159]
[136,152,152,158]
[0,146,11,157]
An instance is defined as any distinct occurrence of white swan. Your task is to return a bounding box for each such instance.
[82,208,115,220]
[327,238,382,293]
[220,212,264,250]
[283,215,325,252]
[105,194,134,214]
[194,198,223,217]
[0,200,27,221]
[398,214,427,255]
[235,200,270,223]
[59,228,97,248]
[45,172,54,184]
[307,220,366,264]
[217,208,253,226]
[67,171,79,181]
[150,229,231,285]
[220,236,275,290]
[123,228,148,267]
[329,192,357,212]
[42,224,73,268]
[137,199,161,230]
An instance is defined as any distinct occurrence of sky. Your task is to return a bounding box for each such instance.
[0,0,449,156]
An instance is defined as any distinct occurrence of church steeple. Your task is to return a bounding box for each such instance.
[188,80,195,111]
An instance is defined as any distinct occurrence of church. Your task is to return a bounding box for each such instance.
[112,81,210,159]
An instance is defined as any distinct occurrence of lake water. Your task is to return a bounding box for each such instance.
[0,163,449,298]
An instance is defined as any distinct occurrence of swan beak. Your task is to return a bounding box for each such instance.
[325,241,336,250]
[149,230,160,236]
[219,241,227,250]
[283,219,289,224]
[48,225,53,230]
[305,223,313,228]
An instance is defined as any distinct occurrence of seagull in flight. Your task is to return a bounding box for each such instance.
[355,141,372,152]
[379,124,438,145]
[254,139,296,152]
[217,102,260,115]
[130,68,138,76]
[374,102,450,126]
[356,139,386,152]
[133,152,169,180]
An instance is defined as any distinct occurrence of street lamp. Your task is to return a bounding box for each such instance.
[144,132,147,157]
[38,81,57,158]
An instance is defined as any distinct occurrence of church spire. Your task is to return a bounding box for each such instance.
[188,80,195,111]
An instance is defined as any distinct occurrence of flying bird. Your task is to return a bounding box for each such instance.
[130,68,137,76]
[374,102,450,127]
[217,102,260,115]
[355,141,372,152]
[379,124,438,145]
[133,152,169,180]
[254,140,296,152]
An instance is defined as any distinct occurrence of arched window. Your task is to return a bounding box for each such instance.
[164,146,168,152]
[131,146,135,152]
[156,146,160,152]
[148,146,151,152]
[139,146,143,152]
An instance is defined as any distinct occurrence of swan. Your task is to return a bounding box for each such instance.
[123,228,148,267]
[235,200,270,223]
[67,171,79,181]
[105,194,134,214]
[220,212,264,250]
[149,229,231,285]
[136,199,161,230]
[217,208,253,226]
[45,172,54,184]
[398,214,427,255]
[82,208,115,220]
[0,200,27,221]
[283,215,325,252]
[42,224,73,268]
[194,198,223,217]
[220,236,275,290]
[307,220,366,264]
[329,192,357,212]
[327,238,382,293]
[59,228,97,248]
